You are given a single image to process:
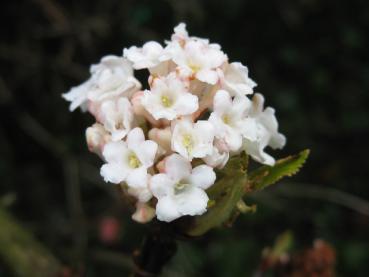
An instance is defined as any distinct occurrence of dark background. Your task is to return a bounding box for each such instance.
[1,0,369,276]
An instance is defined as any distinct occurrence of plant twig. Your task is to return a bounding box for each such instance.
[132,223,177,277]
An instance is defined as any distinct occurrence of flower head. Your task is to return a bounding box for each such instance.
[63,22,287,224]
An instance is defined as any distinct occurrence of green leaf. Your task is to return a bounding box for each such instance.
[247,149,310,192]
[185,154,248,237]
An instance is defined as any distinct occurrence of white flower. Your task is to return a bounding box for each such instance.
[86,123,111,157]
[100,128,158,191]
[221,62,257,96]
[242,93,286,166]
[123,41,164,70]
[99,97,134,141]
[88,55,141,102]
[124,41,176,76]
[209,90,251,152]
[62,79,91,112]
[150,154,216,222]
[62,56,141,111]
[132,202,156,223]
[172,40,227,85]
[141,73,198,120]
[171,118,214,161]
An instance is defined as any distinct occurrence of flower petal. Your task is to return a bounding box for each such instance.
[100,163,128,184]
[150,173,174,198]
[127,128,145,149]
[102,141,128,163]
[173,93,199,116]
[196,69,219,85]
[126,167,148,188]
[165,154,191,182]
[155,196,181,222]
[135,140,158,168]
[213,90,232,114]
[175,186,208,216]
[189,165,216,190]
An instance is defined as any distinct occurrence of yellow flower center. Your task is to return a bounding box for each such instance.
[188,62,201,73]
[174,182,189,194]
[182,134,193,153]
[128,153,141,168]
[161,95,172,108]
[222,114,231,125]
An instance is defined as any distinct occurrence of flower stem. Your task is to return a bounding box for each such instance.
[131,223,177,277]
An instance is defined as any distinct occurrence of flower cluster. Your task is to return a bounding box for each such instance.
[63,23,286,223]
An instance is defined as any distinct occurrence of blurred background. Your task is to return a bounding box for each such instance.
[1,0,369,276]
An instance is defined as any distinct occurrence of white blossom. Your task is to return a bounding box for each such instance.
[221,62,257,96]
[63,22,288,224]
[150,154,216,222]
[242,93,286,166]
[171,118,214,161]
[141,73,198,120]
[123,41,164,70]
[100,128,158,192]
[88,55,141,102]
[63,56,141,111]
[209,90,251,152]
[171,40,227,85]
[99,97,134,141]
